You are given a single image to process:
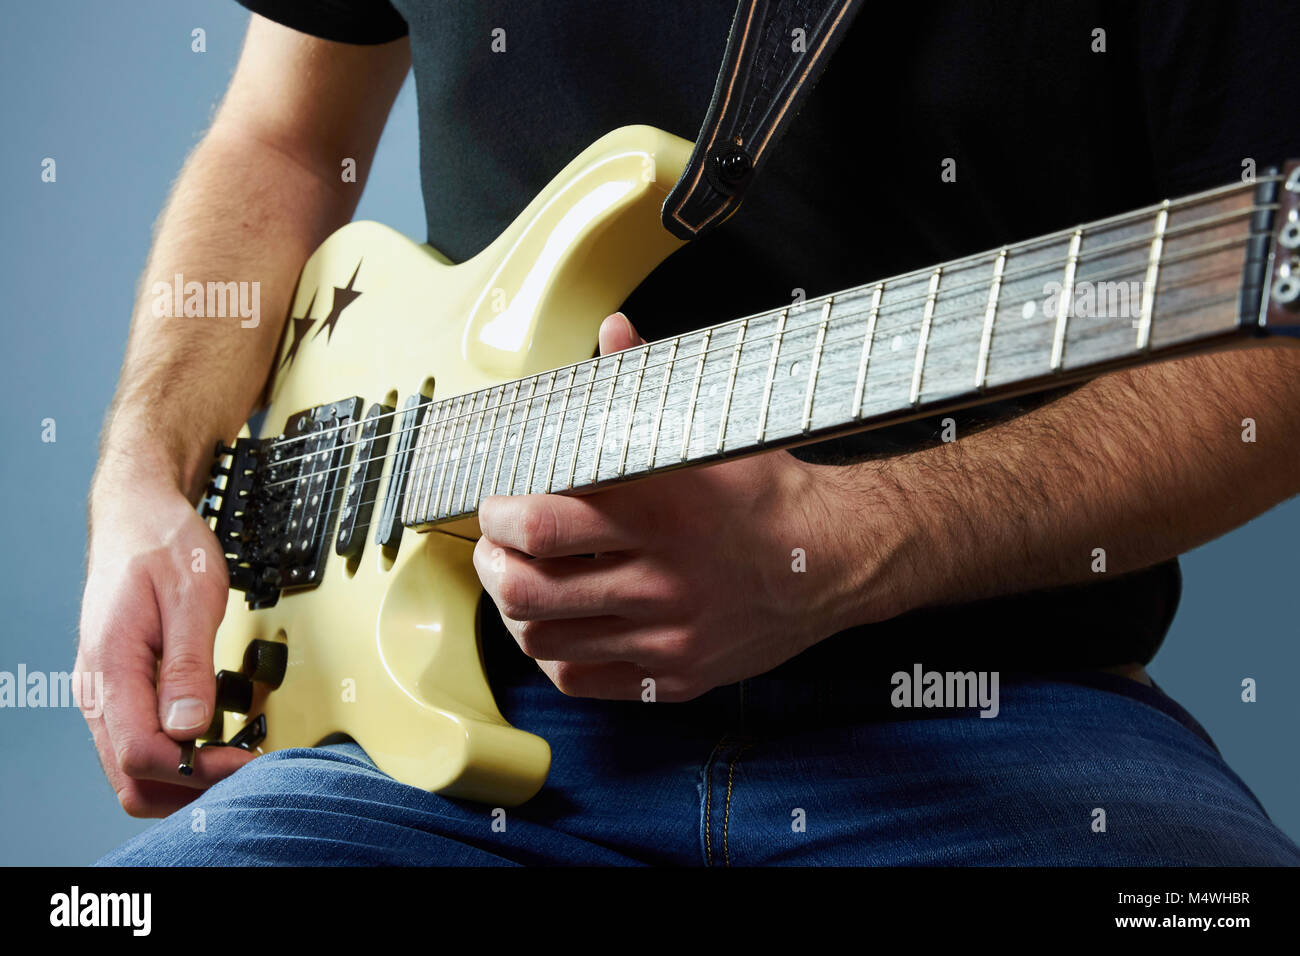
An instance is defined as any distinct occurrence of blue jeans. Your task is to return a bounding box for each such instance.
[97,633,1300,866]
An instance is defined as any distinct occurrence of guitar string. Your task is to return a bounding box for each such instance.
[252,227,1263,490]
[260,240,1259,505]
[289,284,1252,551]
[328,269,1250,511]
[299,279,1252,538]
[256,205,1276,484]
[251,259,1251,540]
[253,176,1282,459]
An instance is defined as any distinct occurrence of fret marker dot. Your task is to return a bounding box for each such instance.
[789,361,801,377]
[1022,300,1036,320]
[891,335,902,352]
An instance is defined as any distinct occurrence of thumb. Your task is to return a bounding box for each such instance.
[598,312,645,355]
[155,560,227,739]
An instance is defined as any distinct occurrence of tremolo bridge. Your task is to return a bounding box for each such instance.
[204,396,363,609]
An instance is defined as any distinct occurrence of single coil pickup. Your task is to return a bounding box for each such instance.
[375,392,431,549]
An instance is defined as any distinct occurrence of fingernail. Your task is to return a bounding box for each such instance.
[165,697,207,732]
[621,313,636,339]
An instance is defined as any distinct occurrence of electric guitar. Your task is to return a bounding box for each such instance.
[200,126,1300,805]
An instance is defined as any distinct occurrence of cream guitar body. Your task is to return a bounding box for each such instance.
[210,126,692,806]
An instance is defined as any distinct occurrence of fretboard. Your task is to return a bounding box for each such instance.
[400,173,1283,529]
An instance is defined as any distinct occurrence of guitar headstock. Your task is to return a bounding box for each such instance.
[1260,160,1300,336]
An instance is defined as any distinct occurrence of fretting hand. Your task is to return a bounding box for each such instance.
[473,313,911,701]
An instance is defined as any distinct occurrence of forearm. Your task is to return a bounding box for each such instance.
[95,128,356,508]
[821,345,1300,621]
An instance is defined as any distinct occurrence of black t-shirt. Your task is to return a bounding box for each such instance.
[234,0,1300,675]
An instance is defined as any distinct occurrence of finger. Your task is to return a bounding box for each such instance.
[78,651,242,813]
[106,651,254,788]
[155,567,226,740]
[477,492,640,557]
[475,538,665,621]
[598,312,646,355]
[502,613,685,665]
[84,708,208,817]
[96,599,253,788]
[537,659,650,700]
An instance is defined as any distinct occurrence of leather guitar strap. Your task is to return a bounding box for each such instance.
[661,0,864,241]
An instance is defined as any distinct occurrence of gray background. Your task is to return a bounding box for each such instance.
[1,1,1295,864]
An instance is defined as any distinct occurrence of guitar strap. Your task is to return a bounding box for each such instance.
[661,0,864,241]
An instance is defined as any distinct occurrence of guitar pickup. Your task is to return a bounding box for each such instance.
[336,402,395,558]
[375,392,431,549]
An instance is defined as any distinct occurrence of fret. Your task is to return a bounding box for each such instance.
[440,392,476,518]
[505,377,538,496]
[413,399,449,524]
[646,338,678,469]
[403,401,432,525]
[724,312,783,440]
[430,395,465,518]
[716,321,747,452]
[918,255,998,406]
[859,272,932,417]
[409,398,439,524]
[589,354,623,482]
[801,299,832,432]
[543,367,578,493]
[524,371,559,494]
[852,284,883,418]
[490,381,522,497]
[983,234,1070,389]
[679,328,712,460]
[1059,209,1160,372]
[1136,200,1169,351]
[1050,229,1083,371]
[1146,189,1254,350]
[455,389,487,516]
[975,250,1006,390]
[390,393,430,536]
[428,398,460,521]
[756,309,787,442]
[617,346,651,476]
[910,271,942,406]
[471,385,504,510]
[401,403,430,526]
[566,360,599,488]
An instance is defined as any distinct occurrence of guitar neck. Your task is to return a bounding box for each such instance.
[402,166,1300,529]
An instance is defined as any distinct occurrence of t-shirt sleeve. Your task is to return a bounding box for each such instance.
[234,0,408,45]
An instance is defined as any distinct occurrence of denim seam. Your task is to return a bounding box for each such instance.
[723,743,754,867]
[702,740,721,867]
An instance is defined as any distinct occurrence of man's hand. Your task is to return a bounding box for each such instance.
[76,479,254,817]
[75,16,409,815]
[473,313,915,701]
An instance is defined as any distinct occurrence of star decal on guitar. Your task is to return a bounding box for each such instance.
[312,260,364,342]
[278,290,317,371]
